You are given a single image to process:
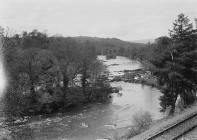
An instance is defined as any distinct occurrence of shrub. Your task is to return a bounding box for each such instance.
[132,111,152,130]
[127,111,152,138]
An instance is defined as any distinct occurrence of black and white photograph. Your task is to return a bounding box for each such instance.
[0,0,197,139]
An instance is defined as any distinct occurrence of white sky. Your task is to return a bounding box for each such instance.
[0,0,197,41]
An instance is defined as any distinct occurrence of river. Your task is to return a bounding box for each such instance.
[1,56,163,140]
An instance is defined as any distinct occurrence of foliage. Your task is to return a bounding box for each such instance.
[2,30,113,117]
[149,14,197,115]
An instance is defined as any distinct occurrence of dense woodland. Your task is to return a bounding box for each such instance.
[0,13,197,118]
[72,36,145,57]
[1,30,114,117]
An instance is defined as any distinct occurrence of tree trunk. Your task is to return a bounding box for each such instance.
[81,74,86,96]
[63,74,69,90]
[30,81,36,103]
[169,93,178,115]
[169,103,175,115]
[81,66,88,97]
[30,85,35,94]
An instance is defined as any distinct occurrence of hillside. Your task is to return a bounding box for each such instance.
[72,36,146,56]
[131,38,156,44]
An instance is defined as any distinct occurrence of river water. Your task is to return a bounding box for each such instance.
[1,56,163,140]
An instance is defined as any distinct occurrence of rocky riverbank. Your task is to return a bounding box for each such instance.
[110,68,158,87]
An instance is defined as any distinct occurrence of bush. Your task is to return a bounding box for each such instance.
[132,111,152,130]
[3,86,31,118]
[65,87,85,107]
[127,111,152,138]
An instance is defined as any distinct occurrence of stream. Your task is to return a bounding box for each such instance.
[0,56,163,140]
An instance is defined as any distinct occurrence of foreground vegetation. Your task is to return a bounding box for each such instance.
[0,30,114,118]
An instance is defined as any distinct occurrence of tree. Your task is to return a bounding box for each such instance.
[22,30,49,49]
[3,29,114,116]
[169,14,195,42]
[49,37,81,90]
[150,14,197,115]
[4,30,57,103]
[79,41,96,97]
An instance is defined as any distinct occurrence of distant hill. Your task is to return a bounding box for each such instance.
[71,36,146,56]
[73,36,146,47]
[131,38,155,44]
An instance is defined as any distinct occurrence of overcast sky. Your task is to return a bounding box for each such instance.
[0,0,197,41]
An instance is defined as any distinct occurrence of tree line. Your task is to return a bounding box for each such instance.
[71,36,146,58]
[1,29,113,117]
